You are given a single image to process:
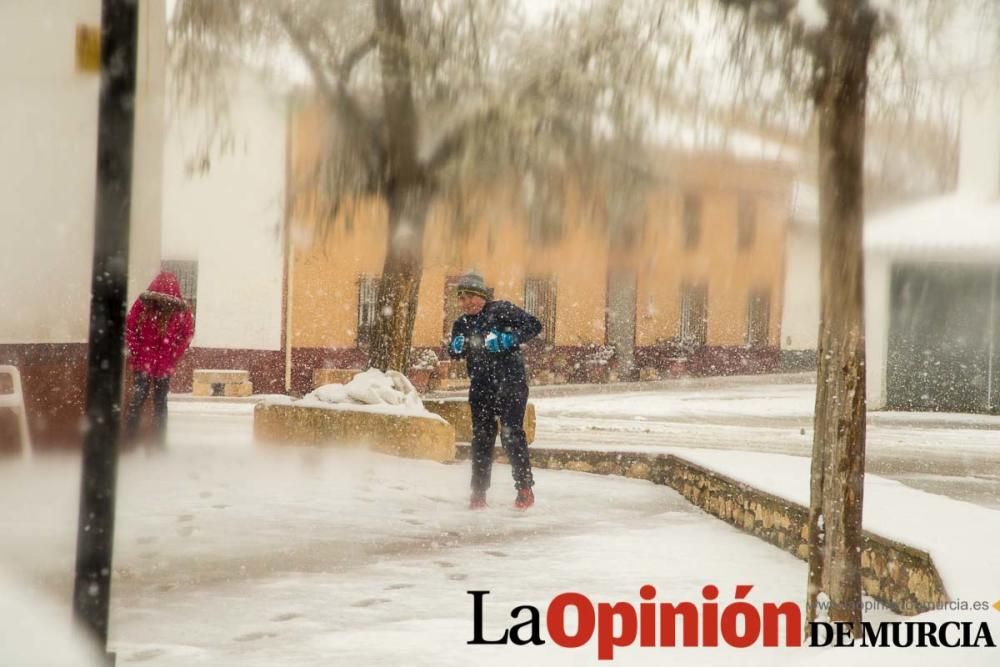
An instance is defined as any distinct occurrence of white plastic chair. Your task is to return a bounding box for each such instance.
[0,365,32,458]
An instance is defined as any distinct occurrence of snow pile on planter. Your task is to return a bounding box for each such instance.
[301,368,432,417]
[256,369,455,461]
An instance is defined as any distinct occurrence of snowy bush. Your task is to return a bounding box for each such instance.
[305,368,424,410]
[410,348,440,371]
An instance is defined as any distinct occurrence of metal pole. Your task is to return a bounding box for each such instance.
[73,0,138,660]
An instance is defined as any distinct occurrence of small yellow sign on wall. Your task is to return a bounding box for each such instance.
[76,24,101,74]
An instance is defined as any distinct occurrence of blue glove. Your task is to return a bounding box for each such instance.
[449,334,465,355]
[485,331,517,353]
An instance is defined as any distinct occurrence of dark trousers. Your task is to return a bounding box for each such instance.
[125,372,170,446]
[469,381,534,494]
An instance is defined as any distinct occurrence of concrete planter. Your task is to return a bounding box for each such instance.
[254,403,456,463]
[422,398,535,444]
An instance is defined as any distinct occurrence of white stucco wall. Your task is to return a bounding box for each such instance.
[161,72,287,351]
[130,0,168,299]
[957,72,1000,199]
[863,252,891,409]
[780,224,820,351]
[783,218,891,408]
[0,0,165,344]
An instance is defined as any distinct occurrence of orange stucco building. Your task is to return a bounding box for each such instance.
[285,102,792,391]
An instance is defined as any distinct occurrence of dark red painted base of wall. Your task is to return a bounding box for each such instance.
[0,341,780,450]
[0,343,88,449]
[520,344,779,381]
[172,348,286,395]
[290,347,369,396]
[0,343,295,449]
[185,344,781,395]
[634,344,779,377]
[685,345,779,376]
[170,346,372,397]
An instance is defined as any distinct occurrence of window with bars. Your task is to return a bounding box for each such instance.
[160,259,198,318]
[679,282,708,345]
[738,195,756,250]
[356,274,381,346]
[683,193,702,249]
[746,289,771,347]
[524,277,557,345]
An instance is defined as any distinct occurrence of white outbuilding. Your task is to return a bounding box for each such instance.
[864,69,1000,413]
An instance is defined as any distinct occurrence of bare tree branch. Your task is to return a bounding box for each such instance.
[374,0,422,187]
[277,10,385,188]
[339,34,377,82]
[276,12,336,97]
[424,17,613,178]
[717,0,797,23]
[423,105,498,173]
[464,0,483,82]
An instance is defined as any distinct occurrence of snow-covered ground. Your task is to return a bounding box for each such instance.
[1,377,998,665]
[1,405,815,666]
[532,378,1000,509]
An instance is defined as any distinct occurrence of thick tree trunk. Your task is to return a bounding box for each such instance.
[804,3,874,635]
[366,0,428,373]
[368,186,431,372]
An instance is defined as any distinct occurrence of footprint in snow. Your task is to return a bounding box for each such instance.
[177,514,194,523]
[351,598,391,608]
[234,631,277,642]
[385,583,414,591]
[271,612,303,622]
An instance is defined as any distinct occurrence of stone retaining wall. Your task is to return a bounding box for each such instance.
[456,444,949,615]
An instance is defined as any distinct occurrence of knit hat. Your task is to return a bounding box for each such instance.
[456,271,489,299]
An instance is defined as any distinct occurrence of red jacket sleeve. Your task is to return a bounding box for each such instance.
[125,299,144,356]
[173,310,195,363]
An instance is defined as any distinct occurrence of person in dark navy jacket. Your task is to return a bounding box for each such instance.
[448,271,542,509]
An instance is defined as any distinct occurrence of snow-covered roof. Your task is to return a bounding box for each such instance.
[650,113,802,165]
[864,192,1000,260]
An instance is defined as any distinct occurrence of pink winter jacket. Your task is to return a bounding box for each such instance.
[125,272,195,378]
